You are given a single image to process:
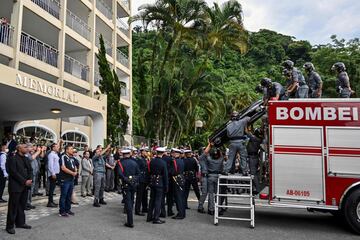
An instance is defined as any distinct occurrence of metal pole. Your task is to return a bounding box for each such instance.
[59,117,62,141]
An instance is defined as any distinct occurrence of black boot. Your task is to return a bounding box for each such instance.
[93,199,100,207]
[99,199,107,205]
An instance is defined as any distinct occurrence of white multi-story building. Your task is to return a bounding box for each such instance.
[0,0,132,148]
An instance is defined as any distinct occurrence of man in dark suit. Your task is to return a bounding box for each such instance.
[6,143,33,234]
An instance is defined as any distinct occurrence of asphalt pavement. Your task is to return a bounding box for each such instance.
[0,193,357,240]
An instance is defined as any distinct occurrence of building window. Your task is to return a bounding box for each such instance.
[62,131,88,150]
[16,126,56,144]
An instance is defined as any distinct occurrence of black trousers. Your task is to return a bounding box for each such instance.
[38,164,46,189]
[174,184,186,218]
[48,176,56,204]
[135,182,148,213]
[147,187,163,221]
[6,189,28,230]
[163,180,174,215]
[124,187,135,225]
[184,177,200,207]
[114,166,119,191]
[0,172,6,199]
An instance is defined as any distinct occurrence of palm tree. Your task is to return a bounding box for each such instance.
[204,0,249,58]
[130,0,208,74]
[130,0,248,145]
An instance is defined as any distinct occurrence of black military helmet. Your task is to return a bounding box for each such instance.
[254,128,263,138]
[230,111,239,120]
[260,77,272,87]
[255,84,264,93]
[282,60,294,70]
[303,62,315,72]
[331,62,346,72]
[209,148,221,159]
[282,68,291,77]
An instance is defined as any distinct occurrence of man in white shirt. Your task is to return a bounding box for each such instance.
[47,143,60,207]
[0,142,8,202]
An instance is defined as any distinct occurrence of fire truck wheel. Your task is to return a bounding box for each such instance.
[344,188,360,234]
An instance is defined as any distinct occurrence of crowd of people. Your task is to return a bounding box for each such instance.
[0,60,355,234]
[1,134,225,233]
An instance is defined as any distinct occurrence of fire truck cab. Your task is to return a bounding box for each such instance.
[266,99,360,234]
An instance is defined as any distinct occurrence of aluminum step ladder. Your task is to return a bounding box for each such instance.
[214,174,255,228]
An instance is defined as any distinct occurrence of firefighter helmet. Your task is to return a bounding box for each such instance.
[282,60,294,70]
[331,62,346,72]
[303,62,315,72]
[260,78,272,87]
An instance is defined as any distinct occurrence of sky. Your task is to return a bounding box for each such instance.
[131,0,360,45]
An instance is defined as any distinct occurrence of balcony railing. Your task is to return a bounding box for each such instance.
[20,32,58,67]
[31,0,61,19]
[64,55,89,81]
[94,70,102,87]
[121,88,130,101]
[66,9,91,40]
[96,0,113,20]
[95,33,112,56]
[120,0,130,10]
[0,23,14,46]
[116,18,130,37]
[117,49,129,68]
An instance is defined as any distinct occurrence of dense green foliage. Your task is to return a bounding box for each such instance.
[131,0,360,149]
[97,35,129,145]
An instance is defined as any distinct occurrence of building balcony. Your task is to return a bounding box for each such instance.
[121,87,130,101]
[31,0,61,19]
[64,55,90,81]
[64,55,89,81]
[96,0,113,20]
[20,32,59,67]
[0,22,14,47]
[119,0,130,11]
[95,33,112,56]
[66,9,91,41]
[116,49,129,68]
[94,70,102,87]
[116,18,130,38]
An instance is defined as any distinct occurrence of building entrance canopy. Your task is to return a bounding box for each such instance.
[0,64,107,148]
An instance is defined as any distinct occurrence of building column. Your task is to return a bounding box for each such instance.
[57,0,67,86]
[88,0,96,97]
[127,2,133,137]
[90,112,107,148]
[112,0,117,69]
[9,0,24,70]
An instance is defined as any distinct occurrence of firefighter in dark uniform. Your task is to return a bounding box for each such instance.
[134,147,150,216]
[260,78,287,105]
[332,62,353,98]
[117,149,140,228]
[259,78,287,167]
[303,62,323,98]
[161,150,173,217]
[147,147,168,224]
[170,148,186,219]
[183,150,200,209]
[247,128,263,194]
[282,60,308,98]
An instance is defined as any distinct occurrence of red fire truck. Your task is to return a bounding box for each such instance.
[211,99,360,234]
[265,99,360,233]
